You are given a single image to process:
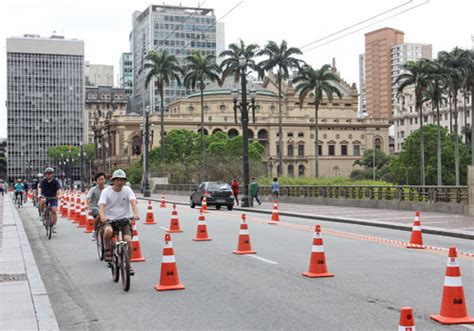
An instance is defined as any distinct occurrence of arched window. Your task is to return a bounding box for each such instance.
[375,137,382,150]
[197,128,209,136]
[258,129,269,140]
[298,144,304,156]
[132,136,141,155]
[332,166,340,177]
[212,128,223,134]
[298,165,305,177]
[288,165,294,177]
[287,144,294,157]
[248,129,254,139]
[219,104,226,112]
[228,129,239,138]
[188,105,194,112]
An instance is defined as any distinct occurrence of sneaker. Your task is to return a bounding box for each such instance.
[52,228,57,233]
[129,265,135,276]
[91,231,97,241]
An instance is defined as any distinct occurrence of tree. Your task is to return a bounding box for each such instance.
[292,64,342,177]
[144,50,183,164]
[464,50,474,165]
[219,39,260,82]
[389,124,470,185]
[258,40,303,175]
[395,58,433,186]
[48,144,94,163]
[438,48,470,185]
[183,51,221,177]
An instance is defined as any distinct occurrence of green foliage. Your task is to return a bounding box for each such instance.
[389,124,470,185]
[257,176,391,186]
[48,144,95,164]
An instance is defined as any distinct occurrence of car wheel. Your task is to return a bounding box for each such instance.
[190,198,195,208]
[215,205,221,210]
[227,205,233,211]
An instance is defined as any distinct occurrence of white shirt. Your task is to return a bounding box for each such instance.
[98,186,136,220]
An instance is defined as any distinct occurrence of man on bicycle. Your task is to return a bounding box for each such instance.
[32,173,43,206]
[87,172,108,241]
[14,179,25,205]
[38,168,61,229]
[98,169,139,275]
[22,179,29,203]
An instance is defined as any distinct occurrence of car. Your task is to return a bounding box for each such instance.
[190,181,234,210]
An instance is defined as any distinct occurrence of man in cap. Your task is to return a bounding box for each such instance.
[38,167,62,229]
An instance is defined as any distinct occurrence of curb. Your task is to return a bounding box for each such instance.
[10,197,60,331]
[139,197,474,240]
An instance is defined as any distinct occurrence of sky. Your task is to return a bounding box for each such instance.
[1,0,473,139]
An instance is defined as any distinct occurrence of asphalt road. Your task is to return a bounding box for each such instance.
[19,198,474,330]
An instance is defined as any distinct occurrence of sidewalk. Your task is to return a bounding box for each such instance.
[0,194,58,331]
[146,193,474,240]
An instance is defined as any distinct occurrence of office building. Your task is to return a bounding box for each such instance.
[118,52,133,96]
[85,63,114,86]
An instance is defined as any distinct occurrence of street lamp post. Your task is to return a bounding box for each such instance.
[143,105,151,197]
[231,56,257,208]
[367,133,376,181]
[80,142,85,192]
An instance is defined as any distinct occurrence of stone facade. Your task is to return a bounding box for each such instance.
[93,71,390,178]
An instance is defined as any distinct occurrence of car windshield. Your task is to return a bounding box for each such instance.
[207,182,230,191]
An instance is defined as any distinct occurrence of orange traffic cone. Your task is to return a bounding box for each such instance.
[68,201,75,220]
[233,214,256,255]
[407,211,424,249]
[154,233,185,291]
[61,197,69,218]
[144,201,156,225]
[193,212,212,241]
[302,225,334,278]
[399,307,416,331]
[168,204,182,233]
[84,211,94,233]
[73,203,81,224]
[130,221,145,262]
[201,194,208,212]
[78,204,87,228]
[268,200,280,224]
[160,193,167,208]
[430,246,474,324]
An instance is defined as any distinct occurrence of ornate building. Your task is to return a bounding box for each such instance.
[93,66,390,178]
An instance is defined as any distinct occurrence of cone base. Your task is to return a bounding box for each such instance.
[268,221,279,225]
[168,229,183,233]
[84,230,92,233]
[130,257,146,262]
[154,283,185,291]
[430,314,474,325]
[144,222,157,225]
[302,272,334,278]
[193,238,212,241]
[78,225,86,228]
[233,250,256,255]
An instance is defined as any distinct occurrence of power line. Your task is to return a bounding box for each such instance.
[304,0,430,53]
[300,0,414,50]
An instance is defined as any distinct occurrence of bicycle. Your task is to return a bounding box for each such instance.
[104,218,133,292]
[15,192,23,208]
[42,197,57,240]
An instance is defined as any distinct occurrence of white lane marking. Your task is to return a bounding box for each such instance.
[461,324,474,330]
[247,255,278,265]
[159,226,169,231]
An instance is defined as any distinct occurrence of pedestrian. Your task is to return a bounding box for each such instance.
[250,177,261,205]
[231,179,240,206]
[0,181,4,196]
[271,177,280,199]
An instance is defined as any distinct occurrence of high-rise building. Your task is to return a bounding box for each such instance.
[216,22,225,64]
[131,4,217,113]
[85,63,114,86]
[119,52,133,96]
[363,28,404,120]
[358,53,366,117]
[6,34,84,182]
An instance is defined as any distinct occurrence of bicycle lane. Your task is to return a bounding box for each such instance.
[0,194,59,330]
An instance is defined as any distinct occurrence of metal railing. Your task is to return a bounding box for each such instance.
[154,184,469,205]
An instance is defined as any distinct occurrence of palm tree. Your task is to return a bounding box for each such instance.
[438,48,470,185]
[219,39,260,82]
[424,59,447,186]
[464,50,474,165]
[396,58,433,186]
[183,51,221,177]
[144,50,183,164]
[292,64,342,177]
[258,40,303,176]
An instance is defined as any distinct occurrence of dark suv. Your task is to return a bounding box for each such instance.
[190,181,234,210]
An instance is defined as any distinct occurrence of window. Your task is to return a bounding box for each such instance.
[298,132,304,138]
[353,145,360,156]
[318,145,322,156]
[444,114,448,120]
[328,145,335,156]
[341,145,348,156]
[400,119,404,125]
[401,131,405,138]
[287,144,294,157]
[287,132,294,137]
[288,165,294,177]
[374,138,382,150]
[298,144,304,156]
[410,118,413,125]
[424,116,428,122]
[298,165,305,177]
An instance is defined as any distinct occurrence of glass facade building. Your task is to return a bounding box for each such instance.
[119,52,133,96]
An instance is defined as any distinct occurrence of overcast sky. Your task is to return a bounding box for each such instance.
[1,0,473,138]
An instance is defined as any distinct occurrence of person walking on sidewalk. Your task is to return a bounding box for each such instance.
[250,177,262,205]
[272,177,280,199]
[231,179,240,206]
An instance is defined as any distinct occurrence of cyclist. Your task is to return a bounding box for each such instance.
[32,173,43,206]
[86,172,108,241]
[38,168,62,231]
[0,181,5,196]
[14,179,25,205]
[98,169,139,275]
[22,179,29,203]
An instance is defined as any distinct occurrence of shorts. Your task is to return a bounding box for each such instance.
[43,197,58,208]
[103,221,132,237]
[91,207,99,218]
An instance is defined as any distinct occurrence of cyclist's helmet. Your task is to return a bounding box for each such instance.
[111,169,127,181]
[44,167,54,174]
[37,173,44,178]
[17,179,22,182]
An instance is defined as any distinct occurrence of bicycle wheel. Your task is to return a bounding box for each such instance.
[96,231,104,261]
[120,245,130,292]
[111,246,119,283]
[44,209,51,239]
